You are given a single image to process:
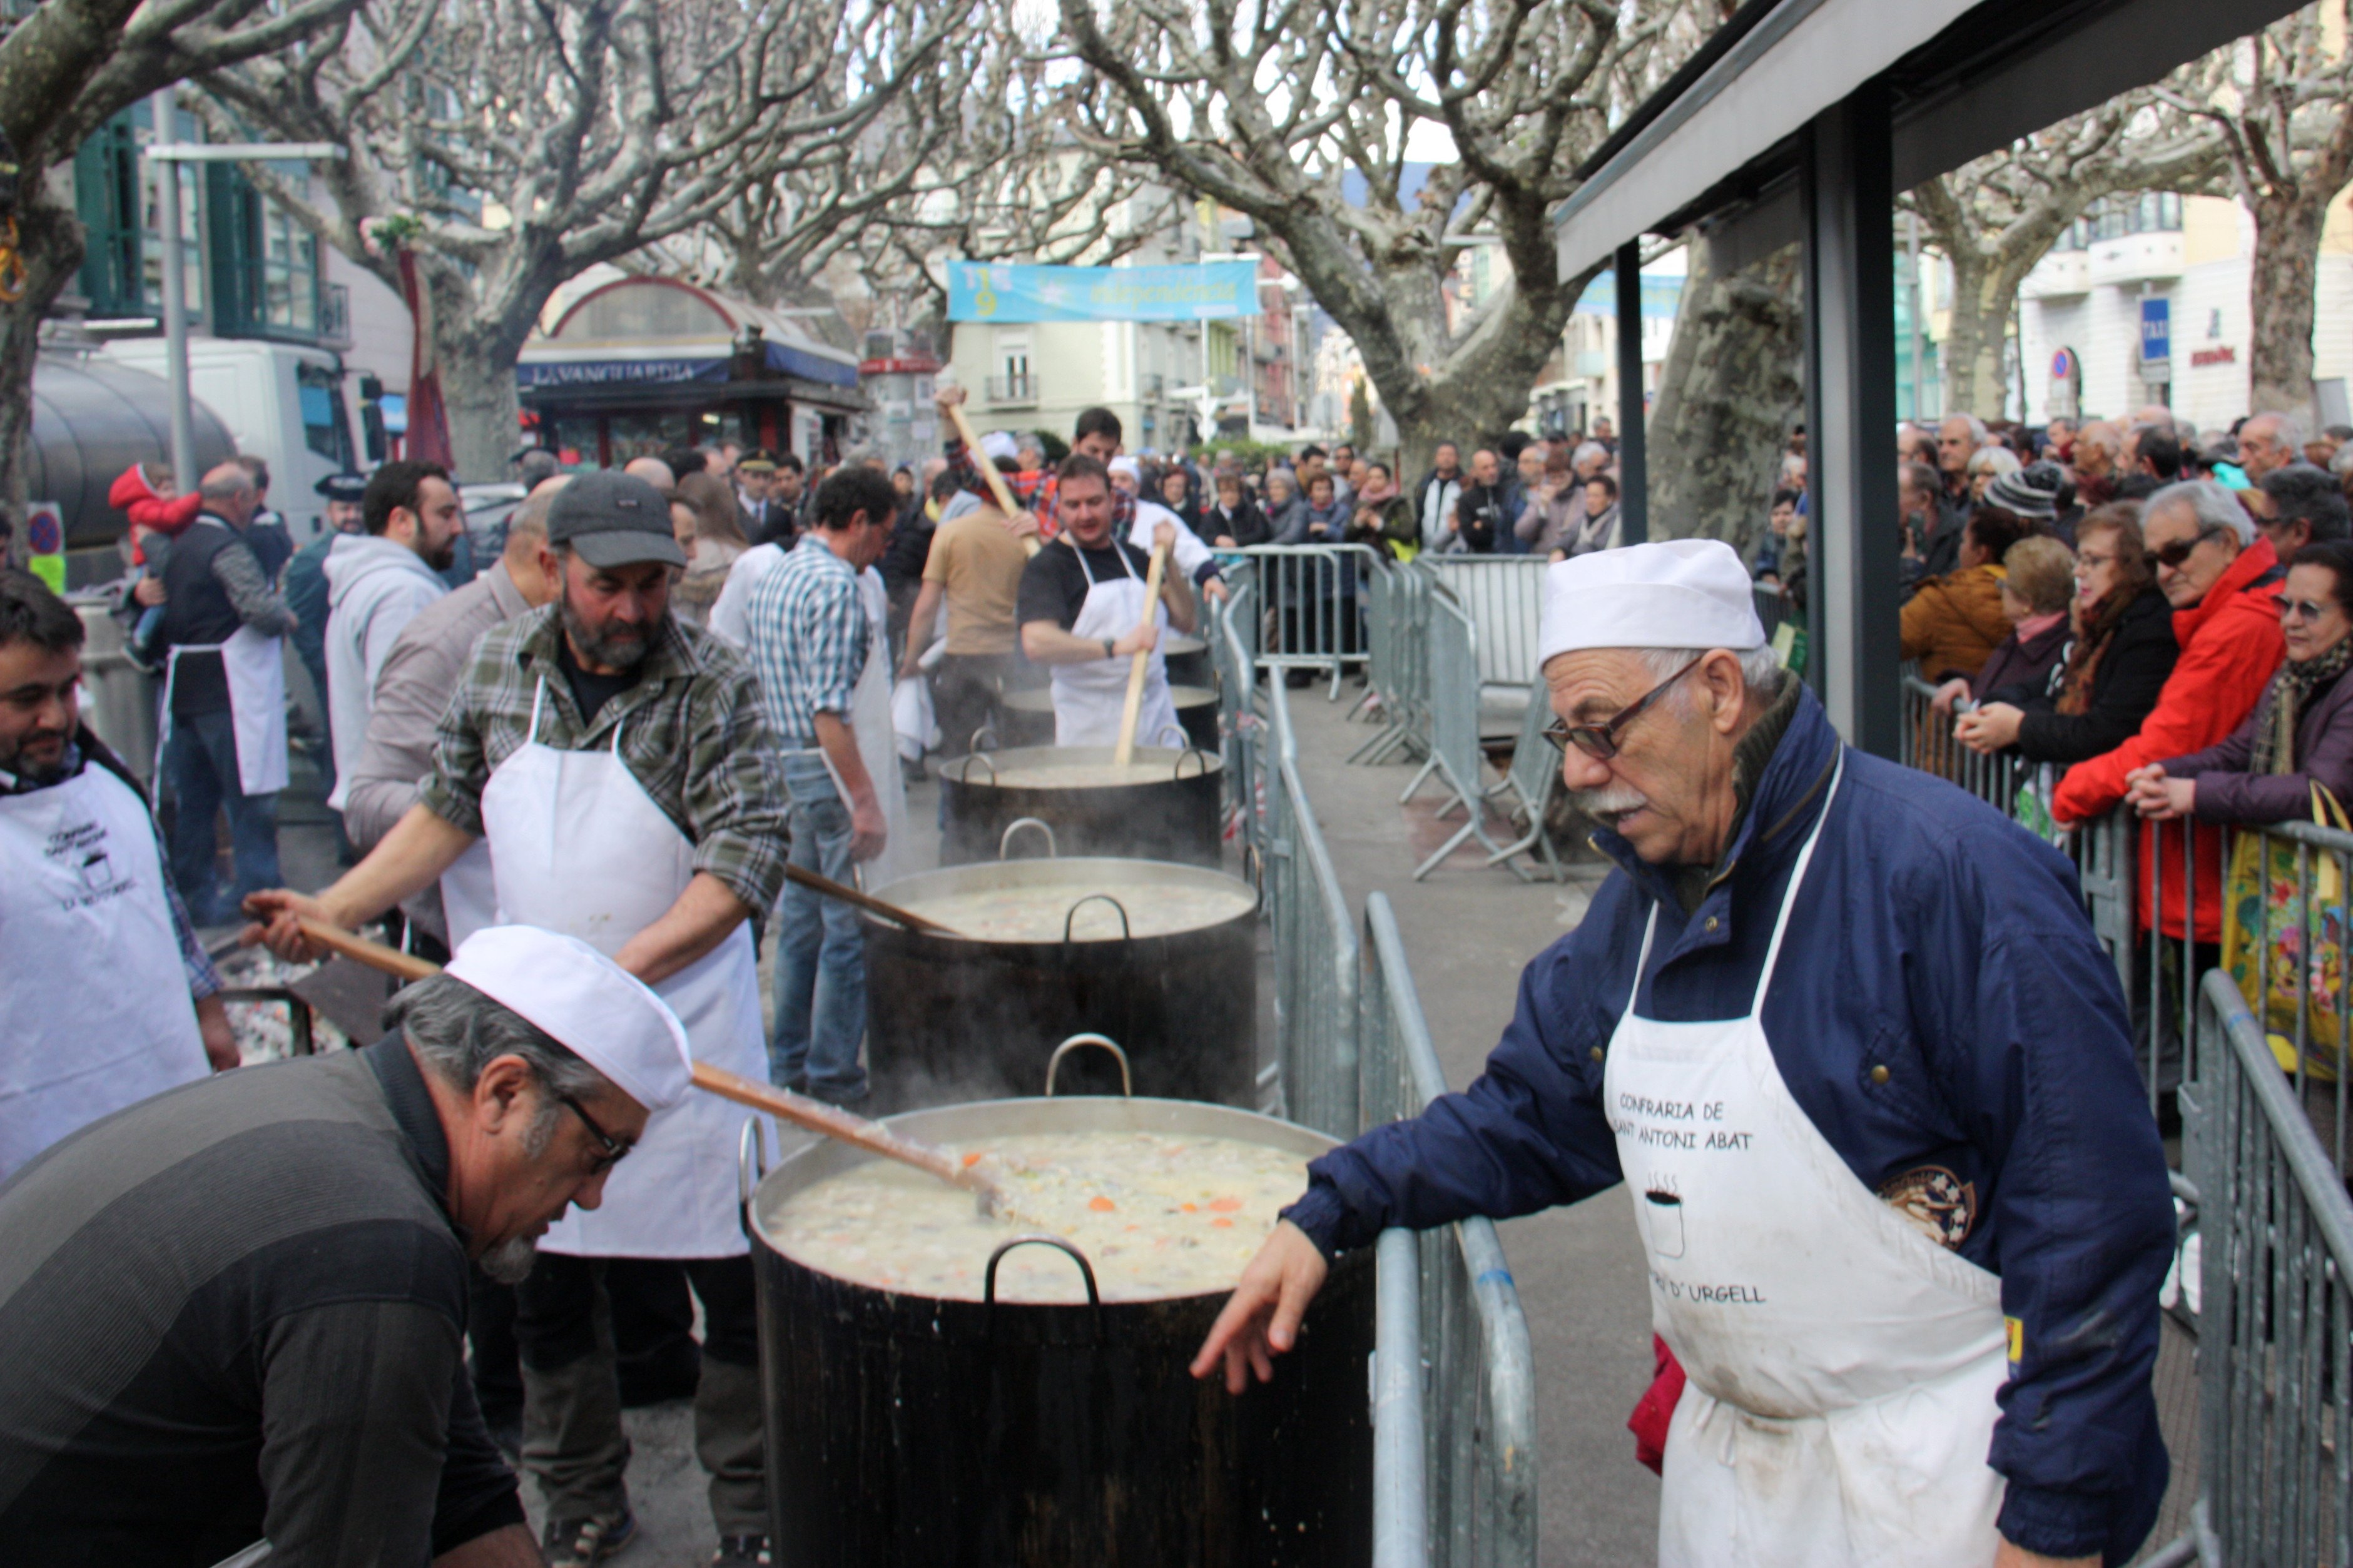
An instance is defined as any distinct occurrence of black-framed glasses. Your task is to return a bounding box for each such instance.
[2152,525,2228,570]
[556,1091,633,1175]
[1542,656,1704,761]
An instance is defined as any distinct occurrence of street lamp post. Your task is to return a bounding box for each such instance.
[142,93,346,489]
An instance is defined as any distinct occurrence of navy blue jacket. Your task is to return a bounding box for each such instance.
[1286,686,2174,1562]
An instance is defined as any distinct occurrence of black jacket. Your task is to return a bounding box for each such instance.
[1202,497,1271,547]
[1990,588,2179,766]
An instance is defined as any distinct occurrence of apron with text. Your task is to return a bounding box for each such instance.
[0,765,209,1178]
[1049,540,1184,749]
[155,626,290,801]
[850,567,912,889]
[482,679,762,1259]
[1603,754,2010,1567]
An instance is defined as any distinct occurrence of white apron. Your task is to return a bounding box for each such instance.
[1049,540,1184,749]
[437,841,499,950]
[155,625,290,800]
[0,764,209,1178]
[1604,755,2010,1567]
[482,679,763,1259]
[850,568,911,889]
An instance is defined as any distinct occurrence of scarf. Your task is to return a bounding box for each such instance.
[2250,637,2353,774]
[1355,477,1400,507]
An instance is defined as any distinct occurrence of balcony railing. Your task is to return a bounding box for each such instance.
[986,373,1036,406]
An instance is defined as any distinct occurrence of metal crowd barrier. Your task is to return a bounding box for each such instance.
[1363,892,1540,1568]
[1232,544,1376,697]
[1898,672,2031,814]
[1406,587,1511,879]
[1263,674,1360,1138]
[1352,558,1433,766]
[2190,968,2353,1565]
[1212,581,1265,866]
[1411,557,1548,693]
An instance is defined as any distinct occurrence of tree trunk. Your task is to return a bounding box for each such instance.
[0,186,89,565]
[1645,238,1805,556]
[433,321,527,484]
[1939,248,2008,420]
[2248,186,2327,417]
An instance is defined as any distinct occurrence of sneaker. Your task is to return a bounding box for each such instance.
[712,1537,773,1567]
[542,1509,636,1567]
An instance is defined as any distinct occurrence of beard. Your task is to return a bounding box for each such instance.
[561,585,652,670]
[1,728,73,786]
[478,1233,542,1285]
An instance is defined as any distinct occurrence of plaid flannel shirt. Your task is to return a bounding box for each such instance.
[741,537,870,750]
[420,604,791,913]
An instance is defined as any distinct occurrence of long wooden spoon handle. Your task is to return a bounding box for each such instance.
[691,1062,995,1199]
[296,918,442,981]
[782,863,957,935]
[942,395,1042,559]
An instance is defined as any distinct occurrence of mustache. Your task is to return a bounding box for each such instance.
[1570,784,1650,818]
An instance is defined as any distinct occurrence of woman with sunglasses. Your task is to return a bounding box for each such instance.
[2125,539,2353,824]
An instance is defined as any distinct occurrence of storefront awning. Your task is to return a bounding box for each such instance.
[517,338,860,391]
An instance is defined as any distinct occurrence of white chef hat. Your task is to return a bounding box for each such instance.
[978,430,1019,463]
[1108,455,1142,480]
[444,925,693,1113]
[1537,539,1766,667]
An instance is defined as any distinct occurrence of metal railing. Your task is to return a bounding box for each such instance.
[1406,587,1510,880]
[1230,544,1376,695]
[1363,892,1540,1568]
[1212,577,1266,866]
[1264,674,1359,1137]
[1410,557,1548,694]
[2192,967,2353,1565]
[1351,557,1432,766]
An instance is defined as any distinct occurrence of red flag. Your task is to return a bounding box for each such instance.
[396,248,454,469]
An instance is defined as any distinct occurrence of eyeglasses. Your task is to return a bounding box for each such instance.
[2282,597,2337,623]
[2151,525,2228,570]
[1543,657,1704,761]
[556,1091,633,1175]
[2074,549,2117,573]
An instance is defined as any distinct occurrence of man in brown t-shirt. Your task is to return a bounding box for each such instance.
[900,475,1042,757]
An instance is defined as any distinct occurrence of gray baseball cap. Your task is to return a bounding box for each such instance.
[545,470,686,569]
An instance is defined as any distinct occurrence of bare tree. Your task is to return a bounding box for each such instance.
[2159,6,2353,417]
[200,0,959,477]
[0,0,372,533]
[1904,93,2223,417]
[1052,0,1725,463]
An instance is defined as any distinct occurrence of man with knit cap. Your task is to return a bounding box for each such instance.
[0,925,688,1568]
[1196,540,2177,1568]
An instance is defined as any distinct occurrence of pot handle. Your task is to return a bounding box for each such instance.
[984,1235,1104,1316]
[1174,745,1212,779]
[968,724,999,755]
[1045,1033,1133,1097]
[1154,722,1190,749]
[962,749,999,786]
[736,1116,769,1230]
[1062,893,1131,943]
[1000,817,1057,860]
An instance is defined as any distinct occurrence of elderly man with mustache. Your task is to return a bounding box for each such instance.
[1195,540,2177,1568]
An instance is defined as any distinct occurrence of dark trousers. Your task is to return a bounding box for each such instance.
[163,706,280,924]
[514,1253,766,1536]
[934,650,1016,759]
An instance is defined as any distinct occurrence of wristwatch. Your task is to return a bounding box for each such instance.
[1102,637,1117,659]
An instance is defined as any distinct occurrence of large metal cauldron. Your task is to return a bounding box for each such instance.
[1161,630,1212,688]
[995,683,1220,750]
[938,744,1224,868]
[862,853,1257,1111]
[744,1093,1373,1567]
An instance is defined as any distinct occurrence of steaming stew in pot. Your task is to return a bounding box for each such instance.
[770,1131,1308,1302]
[902,883,1254,942]
[976,762,1199,789]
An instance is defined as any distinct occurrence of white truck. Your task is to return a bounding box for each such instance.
[98,338,368,545]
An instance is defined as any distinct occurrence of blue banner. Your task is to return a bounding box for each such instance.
[2139,298,2171,367]
[947,261,1261,323]
[1573,275,1685,320]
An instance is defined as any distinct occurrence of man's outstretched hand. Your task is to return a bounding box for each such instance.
[1189,1220,1329,1394]
[240,888,338,964]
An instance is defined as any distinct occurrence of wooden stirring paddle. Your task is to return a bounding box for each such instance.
[286,918,1006,1210]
